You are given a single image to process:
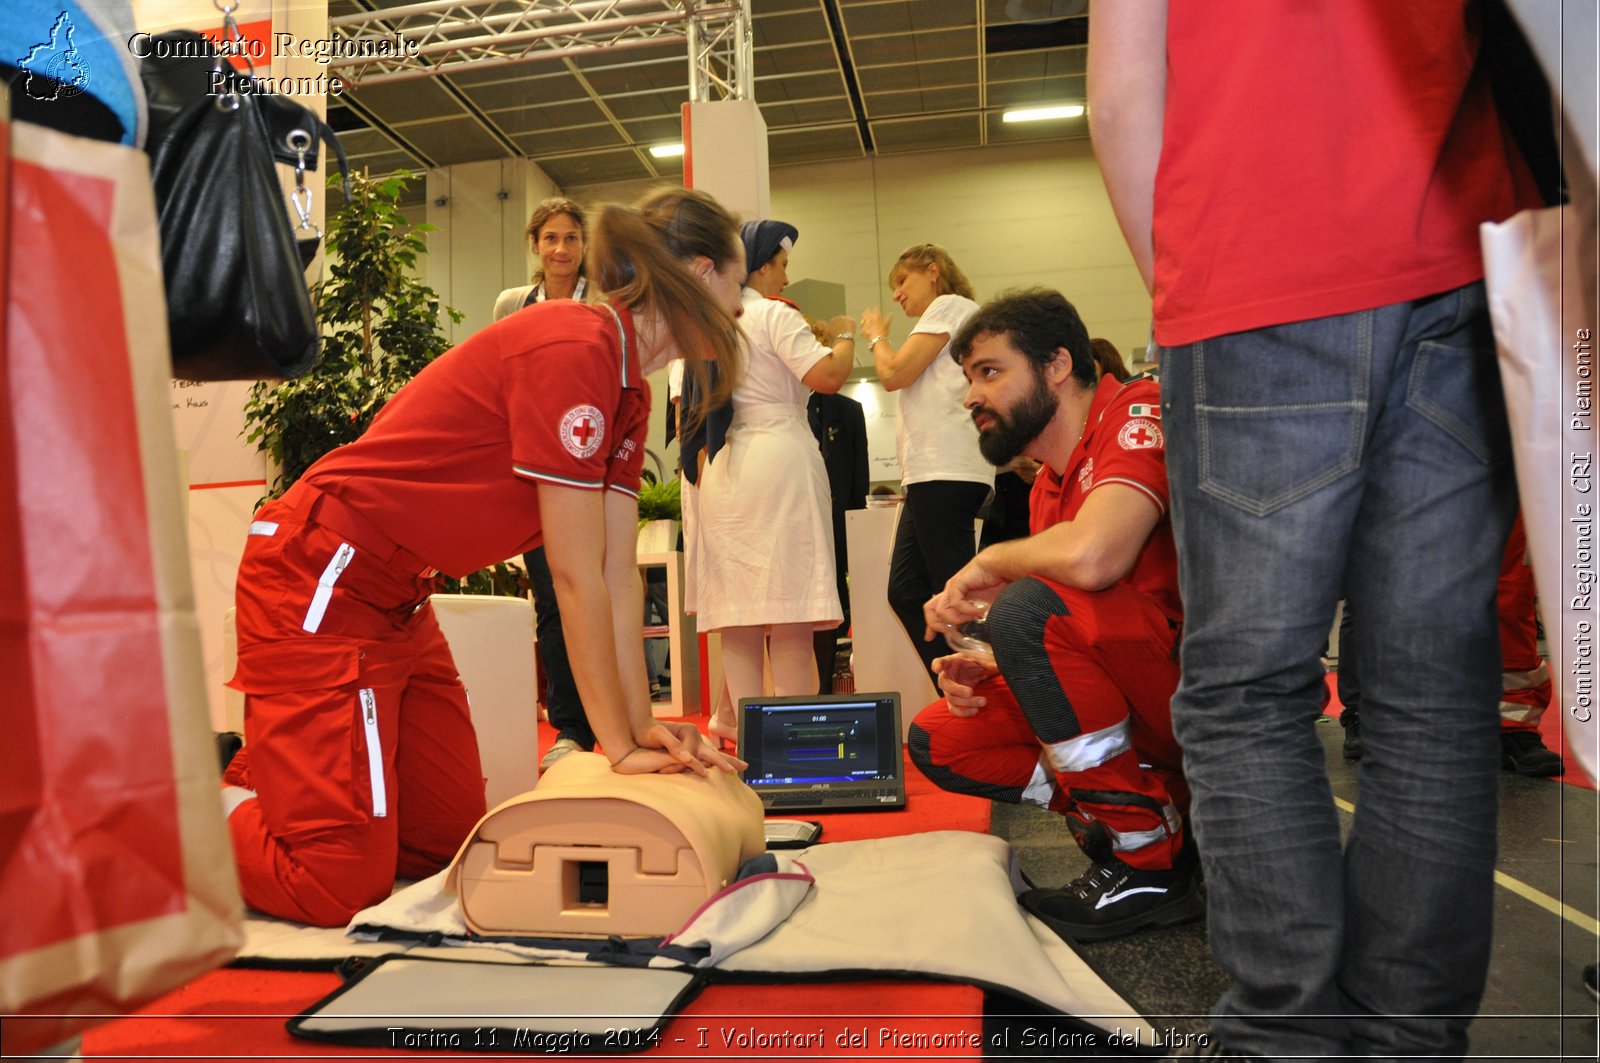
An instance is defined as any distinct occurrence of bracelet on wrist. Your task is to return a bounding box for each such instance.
[867,334,887,347]
[835,331,854,342]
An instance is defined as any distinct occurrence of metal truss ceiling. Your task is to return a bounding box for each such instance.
[322,0,1090,193]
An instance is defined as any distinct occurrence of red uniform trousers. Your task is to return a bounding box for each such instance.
[223,483,487,927]
[1498,514,1551,731]
[909,578,1188,870]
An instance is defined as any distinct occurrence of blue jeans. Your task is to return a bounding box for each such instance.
[1159,283,1515,1062]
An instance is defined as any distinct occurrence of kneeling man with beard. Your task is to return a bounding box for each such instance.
[911,288,1198,942]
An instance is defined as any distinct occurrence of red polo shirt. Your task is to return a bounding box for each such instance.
[1152,0,1539,346]
[303,301,649,578]
[1031,374,1180,619]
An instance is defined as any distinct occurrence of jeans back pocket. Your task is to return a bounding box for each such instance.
[1191,316,1371,518]
[1403,285,1506,466]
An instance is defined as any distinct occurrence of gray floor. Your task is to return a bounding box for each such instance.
[989,717,1600,1060]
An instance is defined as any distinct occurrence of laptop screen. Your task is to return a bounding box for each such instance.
[739,694,901,790]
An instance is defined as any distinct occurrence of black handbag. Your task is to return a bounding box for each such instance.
[140,29,349,381]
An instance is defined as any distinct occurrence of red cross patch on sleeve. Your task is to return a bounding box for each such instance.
[560,404,605,459]
[1118,418,1163,451]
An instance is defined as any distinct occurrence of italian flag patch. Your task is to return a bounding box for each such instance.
[1128,403,1160,418]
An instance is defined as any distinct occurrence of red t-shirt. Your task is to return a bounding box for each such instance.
[1030,375,1180,619]
[1152,0,1541,346]
[303,301,649,578]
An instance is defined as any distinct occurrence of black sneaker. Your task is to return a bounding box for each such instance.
[1501,729,1562,776]
[1341,711,1364,761]
[1019,856,1204,942]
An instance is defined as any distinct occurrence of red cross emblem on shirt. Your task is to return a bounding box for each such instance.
[1118,417,1163,451]
[560,404,606,458]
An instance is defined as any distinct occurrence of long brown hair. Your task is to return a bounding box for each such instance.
[588,187,742,434]
[1090,338,1133,382]
[889,243,975,301]
[525,195,587,289]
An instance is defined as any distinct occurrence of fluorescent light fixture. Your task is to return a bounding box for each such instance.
[649,142,686,158]
[1002,104,1085,123]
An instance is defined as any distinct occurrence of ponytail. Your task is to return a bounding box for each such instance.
[588,187,742,435]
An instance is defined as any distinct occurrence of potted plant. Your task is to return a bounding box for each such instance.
[242,170,524,597]
[636,473,682,555]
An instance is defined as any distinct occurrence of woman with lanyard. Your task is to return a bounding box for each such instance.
[693,220,856,744]
[221,188,747,927]
[494,197,597,773]
[492,195,589,316]
[860,245,993,682]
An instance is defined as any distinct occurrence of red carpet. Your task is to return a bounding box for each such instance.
[83,721,996,1059]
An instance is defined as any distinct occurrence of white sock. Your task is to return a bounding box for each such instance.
[221,786,257,818]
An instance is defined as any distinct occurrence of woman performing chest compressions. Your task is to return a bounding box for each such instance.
[222,188,748,927]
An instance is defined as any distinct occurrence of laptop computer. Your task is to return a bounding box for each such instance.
[736,692,906,813]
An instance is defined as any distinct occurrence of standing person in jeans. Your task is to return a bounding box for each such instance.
[1090,1,1541,1059]
[860,245,994,681]
[1340,514,1563,776]
[494,196,594,771]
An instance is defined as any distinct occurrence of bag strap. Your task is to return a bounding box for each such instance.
[320,119,351,201]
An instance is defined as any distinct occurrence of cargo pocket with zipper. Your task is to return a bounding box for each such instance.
[228,637,390,840]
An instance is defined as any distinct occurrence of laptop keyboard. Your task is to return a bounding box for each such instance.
[766,787,901,807]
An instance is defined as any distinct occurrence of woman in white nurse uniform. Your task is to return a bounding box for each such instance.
[695,221,857,743]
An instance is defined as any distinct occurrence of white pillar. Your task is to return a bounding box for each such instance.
[682,99,769,222]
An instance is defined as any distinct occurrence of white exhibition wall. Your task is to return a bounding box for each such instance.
[565,137,1151,481]
[569,138,1151,348]
[425,158,563,345]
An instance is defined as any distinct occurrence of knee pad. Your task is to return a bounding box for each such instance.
[987,579,1079,740]
[987,578,1067,655]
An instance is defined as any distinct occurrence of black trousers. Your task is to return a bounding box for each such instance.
[813,505,853,693]
[524,546,594,748]
[887,479,991,680]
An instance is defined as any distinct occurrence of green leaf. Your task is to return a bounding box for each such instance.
[239,169,493,596]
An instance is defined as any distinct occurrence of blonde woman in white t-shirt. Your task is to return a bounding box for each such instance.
[860,244,995,680]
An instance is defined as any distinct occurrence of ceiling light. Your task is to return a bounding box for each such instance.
[1002,104,1085,123]
[649,143,685,158]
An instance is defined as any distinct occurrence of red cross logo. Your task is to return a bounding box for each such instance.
[1118,418,1163,451]
[560,404,605,458]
